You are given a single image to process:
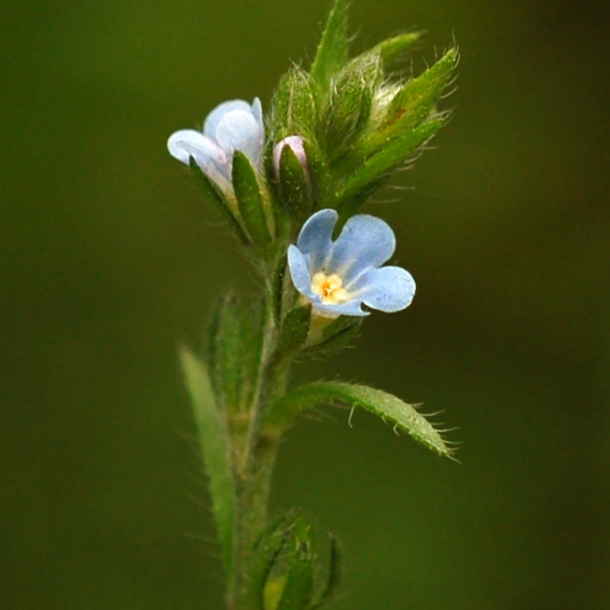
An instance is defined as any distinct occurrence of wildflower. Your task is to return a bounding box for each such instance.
[167,98,264,195]
[287,209,415,317]
[272,135,310,181]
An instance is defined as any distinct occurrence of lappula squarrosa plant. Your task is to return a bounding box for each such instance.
[169,1,458,608]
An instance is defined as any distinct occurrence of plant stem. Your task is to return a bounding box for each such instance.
[227,297,291,610]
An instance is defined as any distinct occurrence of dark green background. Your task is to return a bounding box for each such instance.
[2,0,609,608]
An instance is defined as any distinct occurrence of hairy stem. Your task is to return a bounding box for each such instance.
[227,296,291,610]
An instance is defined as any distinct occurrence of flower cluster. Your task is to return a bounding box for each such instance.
[168,100,416,321]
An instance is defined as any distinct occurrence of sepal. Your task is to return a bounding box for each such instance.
[188,157,249,245]
[376,46,458,138]
[277,304,312,356]
[322,53,383,159]
[233,151,274,249]
[305,315,362,353]
[275,142,315,224]
[271,68,319,141]
[369,31,424,67]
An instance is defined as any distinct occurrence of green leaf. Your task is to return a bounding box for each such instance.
[233,151,273,248]
[188,157,249,245]
[368,31,423,67]
[266,381,453,457]
[322,53,382,156]
[179,347,236,579]
[380,46,458,134]
[333,116,446,208]
[271,68,319,140]
[238,296,267,412]
[310,0,349,88]
[207,292,242,413]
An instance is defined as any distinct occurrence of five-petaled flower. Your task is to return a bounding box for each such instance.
[167,98,264,196]
[287,209,415,318]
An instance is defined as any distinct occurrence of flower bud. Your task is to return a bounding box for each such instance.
[273,136,310,181]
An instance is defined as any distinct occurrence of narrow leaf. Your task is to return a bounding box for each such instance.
[310,0,349,88]
[382,46,458,132]
[179,347,237,578]
[238,297,266,411]
[188,157,249,245]
[266,381,452,457]
[233,151,272,248]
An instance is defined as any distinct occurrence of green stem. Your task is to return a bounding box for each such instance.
[227,296,291,610]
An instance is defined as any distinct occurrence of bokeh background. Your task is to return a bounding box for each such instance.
[2,0,609,608]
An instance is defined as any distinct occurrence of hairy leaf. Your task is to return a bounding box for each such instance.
[310,0,349,88]
[179,348,236,579]
[266,381,452,457]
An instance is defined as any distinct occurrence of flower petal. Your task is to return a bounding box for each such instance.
[327,214,396,283]
[296,209,338,272]
[287,245,316,299]
[214,110,265,168]
[167,130,224,166]
[251,97,263,128]
[167,129,233,192]
[354,266,416,313]
[204,100,253,138]
[312,300,370,318]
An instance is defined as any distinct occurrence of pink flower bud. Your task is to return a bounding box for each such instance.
[272,135,310,181]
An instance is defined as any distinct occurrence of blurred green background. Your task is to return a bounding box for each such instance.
[2,0,609,608]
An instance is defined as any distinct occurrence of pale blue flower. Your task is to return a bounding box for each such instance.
[168,98,264,195]
[288,209,415,318]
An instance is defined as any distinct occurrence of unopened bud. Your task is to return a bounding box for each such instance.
[273,136,310,181]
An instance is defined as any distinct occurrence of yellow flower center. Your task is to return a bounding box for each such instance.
[311,272,349,305]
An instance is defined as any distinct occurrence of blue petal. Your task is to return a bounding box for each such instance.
[287,245,316,299]
[327,214,396,283]
[204,100,253,138]
[354,266,415,313]
[296,209,338,272]
[251,97,263,128]
[312,300,370,318]
[167,130,224,166]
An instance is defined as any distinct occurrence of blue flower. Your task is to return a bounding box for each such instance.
[288,209,415,318]
[167,98,264,196]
